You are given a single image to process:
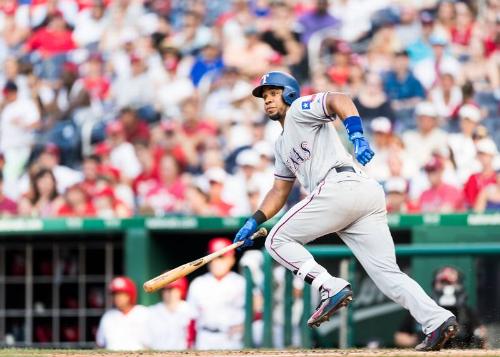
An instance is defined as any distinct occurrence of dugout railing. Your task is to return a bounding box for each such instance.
[243,243,500,349]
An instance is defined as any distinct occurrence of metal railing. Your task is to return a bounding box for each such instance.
[244,243,500,348]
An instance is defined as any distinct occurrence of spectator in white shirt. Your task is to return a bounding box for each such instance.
[96,277,149,351]
[414,34,461,90]
[72,1,108,48]
[146,277,196,350]
[402,102,448,169]
[106,121,141,181]
[448,105,482,183]
[364,117,392,182]
[0,80,40,190]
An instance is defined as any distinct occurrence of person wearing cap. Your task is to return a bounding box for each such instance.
[146,277,196,350]
[189,39,224,87]
[384,177,418,213]
[230,149,262,215]
[448,105,482,183]
[364,117,392,182]
[187,238,246,350]
[463,138,498,208]
[383,50,425,109]
[402,101,448,168]
[96,276,148,350]
[200,167,234,217]
[0,80,40,191]
[414,32,461,90]
[418,157,464,213]
[405,11,436,64]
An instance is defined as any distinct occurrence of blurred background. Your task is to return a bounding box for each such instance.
[0,0,498,351]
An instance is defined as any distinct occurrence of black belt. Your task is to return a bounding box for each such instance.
[334,166,356,173]
[201,326,223,333]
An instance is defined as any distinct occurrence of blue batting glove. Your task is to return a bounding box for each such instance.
[351,134,375,166]
[234,217,258,249]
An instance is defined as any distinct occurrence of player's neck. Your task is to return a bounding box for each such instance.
[278,117,285,128]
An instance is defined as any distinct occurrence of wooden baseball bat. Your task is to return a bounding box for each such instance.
[143,227,268,293]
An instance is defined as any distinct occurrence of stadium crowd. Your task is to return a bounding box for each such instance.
[0,0,498,218]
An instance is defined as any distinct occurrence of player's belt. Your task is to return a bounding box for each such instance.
[334,166,356,173]
[200,326,224,333]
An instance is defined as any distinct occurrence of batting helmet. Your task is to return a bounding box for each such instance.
[208,237,234,257]
[109,276,137,305]
[165,276,189,299]
[252,71,300,105]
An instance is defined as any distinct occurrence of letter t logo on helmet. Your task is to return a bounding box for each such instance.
[252,71,300,106]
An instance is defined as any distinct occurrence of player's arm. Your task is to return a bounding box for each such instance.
[258,178,295,220]
[233,178,294,248]
[325,92,374,166]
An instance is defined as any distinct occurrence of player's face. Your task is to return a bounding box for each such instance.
[262,87,287,121]
[113,292,132,311]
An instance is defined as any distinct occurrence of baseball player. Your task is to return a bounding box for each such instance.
[96,277,149,350]
[146,277,196,350]
[233,71,458,351]
[187,238,246,350]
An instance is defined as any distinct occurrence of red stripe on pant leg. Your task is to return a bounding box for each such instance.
[269,180,326,270]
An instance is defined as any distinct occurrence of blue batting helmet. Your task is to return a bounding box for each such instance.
[252,71,300,105]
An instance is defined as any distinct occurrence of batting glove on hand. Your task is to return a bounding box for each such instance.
[351,134,375,166]
[234,217,258,249]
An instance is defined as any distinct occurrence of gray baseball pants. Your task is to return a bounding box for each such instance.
[265,170,453,334]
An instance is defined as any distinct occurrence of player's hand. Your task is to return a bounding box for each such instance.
[352,135,375,166]
[234,217,258,249]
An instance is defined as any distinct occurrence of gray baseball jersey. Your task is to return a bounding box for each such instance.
[273,92,355,193]
[265,91,454,335]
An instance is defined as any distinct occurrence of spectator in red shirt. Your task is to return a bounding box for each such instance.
[205,167,233,217]
[133,142,158,203]
[141,155,186,215]
[463,138,498,208]
[93,186,132,218]
[57,184,96,217]
[0,171,17,216]
[418,157,464,213]
[24,11,76,58]
[81,155,101,197]
[81,53,110,101]
[117,107,150,144]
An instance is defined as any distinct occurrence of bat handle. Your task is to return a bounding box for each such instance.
[234,227,268,249]
[251,227,268,240]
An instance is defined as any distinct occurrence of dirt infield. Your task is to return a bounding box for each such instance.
[2,349,500,357]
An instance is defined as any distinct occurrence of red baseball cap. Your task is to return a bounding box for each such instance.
[106,121,125,136]
[208,237,234,256]
[109,276,137,305]
[165,276,189,299]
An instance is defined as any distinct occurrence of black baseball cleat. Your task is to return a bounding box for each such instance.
[307,285,353,328]
[415,316,458,351]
